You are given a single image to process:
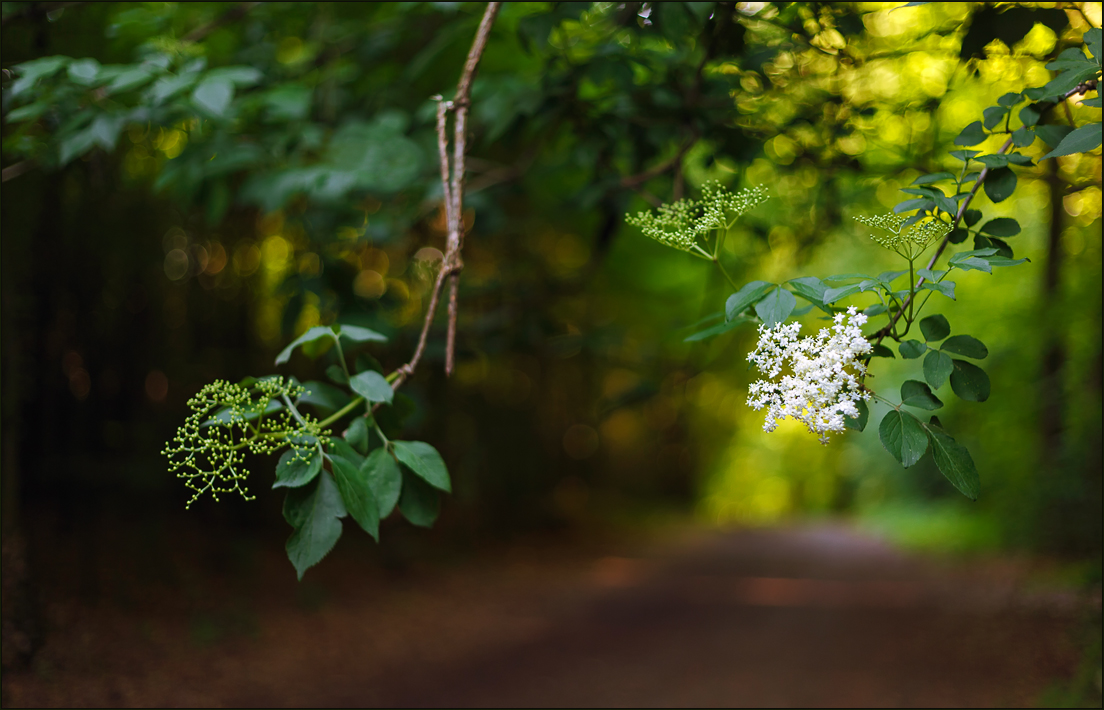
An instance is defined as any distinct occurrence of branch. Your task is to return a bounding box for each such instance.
[1,161,33,183]
[182,2,259,43]
[387,2,501,393]
[620,135,698,188]
[874,80,1098,343]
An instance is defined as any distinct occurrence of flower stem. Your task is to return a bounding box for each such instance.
[318,396,366,428]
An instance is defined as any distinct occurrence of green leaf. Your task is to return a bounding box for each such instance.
[391,441,451,492]
[950,360,990,402]
[149,73,198,104]
[275,325,335,365]
[106,66,155,95]
[823,283,862,305]
[298,380,352,414]
[338,324,388,344]
[878,410,929,468]
[330,455,379,540]
[954,121,987,147]
[273,447,323,489]
[925,424,980,500]
[949,149,980,162]
[725,281,774,322]
[398,469,440,528]
[996,91,1022,107]
[1041,123,1103,160]
[843,399,869,432]
[1035,124,1074,149]
[982,106,1008,130]
[11,56,69,96]
[1005,153,1033,166]
[326,365,348,385]
[923,350,954,389]
[984,255,1028,268]
[975,154,1009,169]
[912,172,955,185]
[901,380,943,410]
[205,66,263,87]
[363,448,402,518]
[870,343,895,359]
[894,197,934,214]
[947,228,969,244]
[1086,27,1102,63]
[284,472,346,580]
[327,438,365,468]
[949,250,995,274]
[59,128,97,166]
[916,269,946,283]
[753,287,796,328]
[863,304,887,317]
[787,276,828,308]
[962,209,982,227]
[192,78,235,117]
[941,335,988,359]
[919,314,950,342]
[67,58,101,85]
[5,102,49,122]
[348,370,393,405]
[823,273,872,282]
[683,316,750,342]
[202,399,283,427]
[1010,127,1035,148]
[921,280,956,300]
[1019,104,1043,127]
[345,416,370,455]
[982,167,1016,203]
[978,218,1020,237]
[899,340,927,359]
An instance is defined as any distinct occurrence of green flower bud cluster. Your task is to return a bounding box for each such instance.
[625,183,768,254]
[162,377,328,507]
[855,213,952,260]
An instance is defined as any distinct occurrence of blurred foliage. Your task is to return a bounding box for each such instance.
[0,2,1100,567]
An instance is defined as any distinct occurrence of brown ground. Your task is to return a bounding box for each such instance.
[1,514,1093,708]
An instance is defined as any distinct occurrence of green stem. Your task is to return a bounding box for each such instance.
[332,334,351,380]
[713,258,739,290]
[373,420,391,449]
[318,396,366,428]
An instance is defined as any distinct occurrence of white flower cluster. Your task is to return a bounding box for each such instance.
[746,307,872,444]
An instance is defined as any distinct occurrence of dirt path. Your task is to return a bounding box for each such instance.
[2,523,1088,707]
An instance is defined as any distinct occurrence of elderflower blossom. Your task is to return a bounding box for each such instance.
[746,307,872,444]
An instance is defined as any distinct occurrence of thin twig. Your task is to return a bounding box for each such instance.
[874,80,1098,343]
[1,161,33,183]
[386,2,500,393]
[620,135,698,188]
[183,2,259,43]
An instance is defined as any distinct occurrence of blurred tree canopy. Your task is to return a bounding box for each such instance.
[0,2,1099,560]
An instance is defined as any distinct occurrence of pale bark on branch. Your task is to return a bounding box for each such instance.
[389,2,501,393]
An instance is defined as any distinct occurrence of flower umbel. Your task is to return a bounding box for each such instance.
[854,213,952,260]
[746,307,872,444]
[162,377,328,507]
[625,183,768,256]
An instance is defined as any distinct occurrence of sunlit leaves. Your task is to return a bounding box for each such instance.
[978,218,1020,237]
[954,121,987,147]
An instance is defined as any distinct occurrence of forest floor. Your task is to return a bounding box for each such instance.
[2,510,1099,708]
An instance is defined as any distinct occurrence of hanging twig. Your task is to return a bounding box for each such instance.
[389,1,501,391]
